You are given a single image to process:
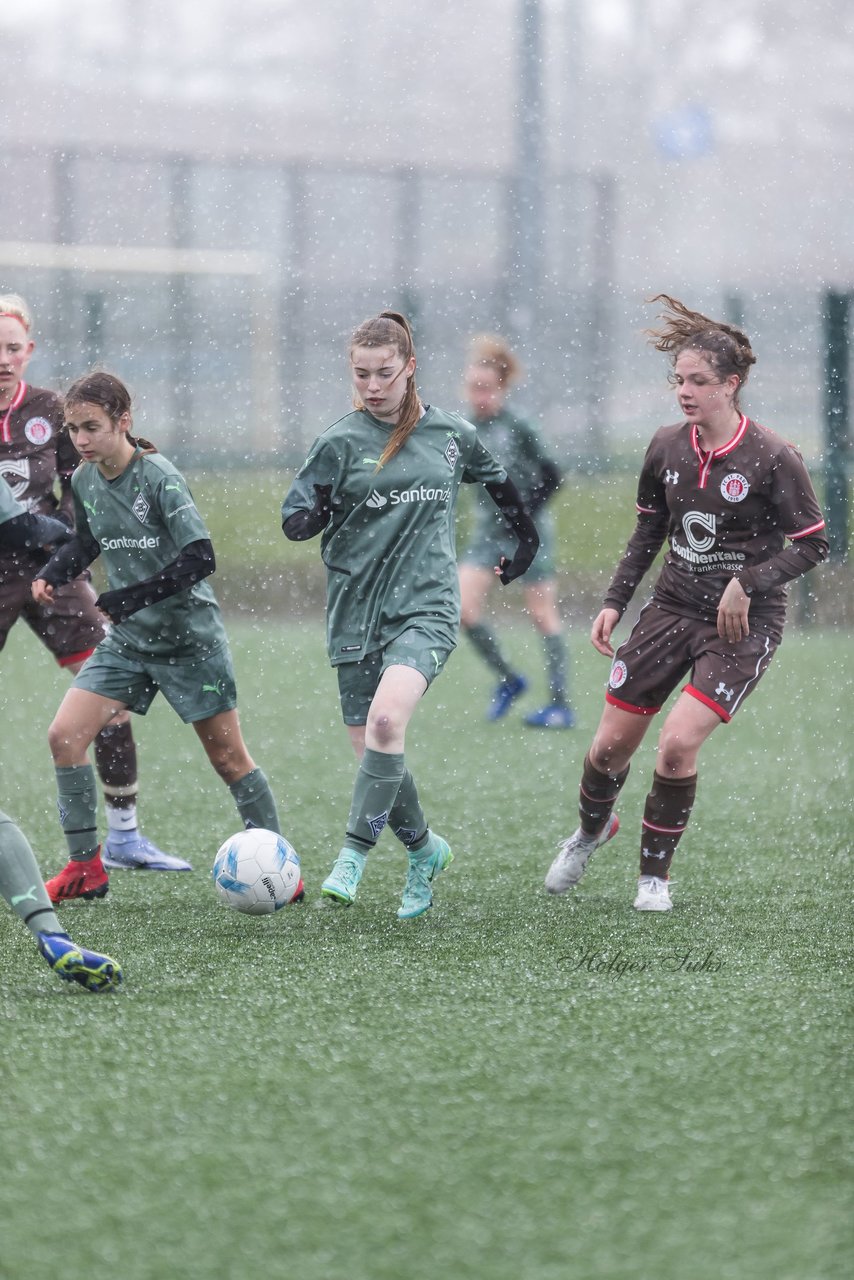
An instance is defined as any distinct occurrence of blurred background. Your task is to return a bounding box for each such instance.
[1,0,851,515]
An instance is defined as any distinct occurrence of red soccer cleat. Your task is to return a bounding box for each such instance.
[45,851,109,904]
[290,878,306,904]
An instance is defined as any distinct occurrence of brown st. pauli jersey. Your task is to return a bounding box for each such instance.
[0,383,77,581]
[0,382,76,519]
[603,415,828,633]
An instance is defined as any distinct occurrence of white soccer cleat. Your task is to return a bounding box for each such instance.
[544,812,620,894]
[633,875,673,912]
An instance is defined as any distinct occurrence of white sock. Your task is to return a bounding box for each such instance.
[106,803,138,836]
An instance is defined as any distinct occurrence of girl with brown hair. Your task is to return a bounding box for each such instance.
[544,295,827,911]
[282,311,540,919]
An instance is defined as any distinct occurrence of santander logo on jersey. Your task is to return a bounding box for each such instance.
[366,484,451,511]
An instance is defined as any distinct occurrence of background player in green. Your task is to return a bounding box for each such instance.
[0,475,121,991]
[0,294,187,872]
[283,311,539,919]
[544,296,828,911]
[32,371,297,904]
[458,333,574,727]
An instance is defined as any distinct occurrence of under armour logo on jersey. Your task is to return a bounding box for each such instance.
[714,682,734,702]
[366,490,388,509]
[132,493,150,523]
[665,469,679,484]
[642,847,667,860]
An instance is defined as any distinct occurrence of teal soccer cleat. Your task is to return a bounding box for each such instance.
[321,848,367,905]
[37,931,123,993]
[398,834,454,920]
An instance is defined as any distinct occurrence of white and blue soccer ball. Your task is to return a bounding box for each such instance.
[212,828,301,915]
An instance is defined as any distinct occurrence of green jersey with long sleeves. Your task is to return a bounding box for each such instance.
[71,451,227,661]
[282,406,507,664]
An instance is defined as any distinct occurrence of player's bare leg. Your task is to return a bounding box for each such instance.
[193,709,282,837]
[62,658,191,873]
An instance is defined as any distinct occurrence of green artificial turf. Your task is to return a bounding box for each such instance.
[0,620,851,1280]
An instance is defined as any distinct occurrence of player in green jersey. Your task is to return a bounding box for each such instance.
[32,372,296,905]
[459,334,574,728]
[0,477,121,990]
[282,311,539,919]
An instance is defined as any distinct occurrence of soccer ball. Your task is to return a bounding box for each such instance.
[212,829,301,915]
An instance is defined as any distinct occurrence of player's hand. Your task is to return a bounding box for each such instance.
[495,554,520,585]
[717,578,750,643]
[591,607,621,657]
[32,578,54,605]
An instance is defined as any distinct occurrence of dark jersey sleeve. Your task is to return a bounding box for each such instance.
[281,438,341,540]
[0,511,73,553]
[35,530,100,587]
[736,444,828,596]
[484,476,540,583]
[602,441,669,616]
[95,539,216,623]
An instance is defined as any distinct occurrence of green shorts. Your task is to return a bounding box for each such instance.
[336,629,454,726]
[73,642,238,723]
[461,505,556,582]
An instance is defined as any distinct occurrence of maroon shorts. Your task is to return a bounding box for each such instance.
[0,570,106,667]
[606,601,778,723]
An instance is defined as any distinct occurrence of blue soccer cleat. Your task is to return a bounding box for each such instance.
[37,931,123,993]
[524,703,576,729]
[486,674,528,721]
[102,831,192,871]
[398,834,454,920]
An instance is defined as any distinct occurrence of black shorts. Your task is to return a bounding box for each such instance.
[606,601,778,723]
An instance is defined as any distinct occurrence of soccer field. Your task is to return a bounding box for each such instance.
[1,618,851,1280]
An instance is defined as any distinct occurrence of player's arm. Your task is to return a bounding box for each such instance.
[31,529,100,604]
[527,458,563,512]
[523,422,563,512]
[282,441,339,541]
[0,510,74,552]
[282,484,334,541]
[601,446,669,621]
[729,446,828,632]
[483,476,540,584]
[94,539,216,624]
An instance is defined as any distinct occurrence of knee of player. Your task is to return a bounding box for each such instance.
[47,718,80,763]
[655,735,696,776]
[366,709,402,749]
